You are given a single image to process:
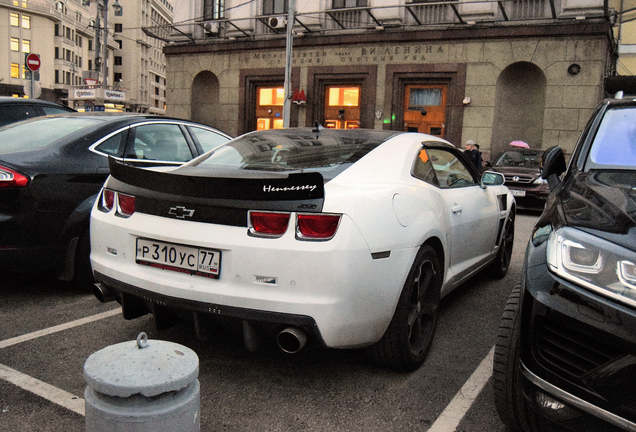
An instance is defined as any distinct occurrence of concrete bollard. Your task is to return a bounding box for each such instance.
[83,332,200,432]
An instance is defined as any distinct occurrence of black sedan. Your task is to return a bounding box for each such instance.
[0,96,75,127]
[0,113,230,286]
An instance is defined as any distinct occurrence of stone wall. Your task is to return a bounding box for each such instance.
[166,33,607,157]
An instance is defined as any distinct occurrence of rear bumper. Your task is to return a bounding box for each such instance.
[0,245,61,272]
[90,209,417,348]
[94,270,326,344]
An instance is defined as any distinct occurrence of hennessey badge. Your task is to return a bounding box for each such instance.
[168,206,195,219]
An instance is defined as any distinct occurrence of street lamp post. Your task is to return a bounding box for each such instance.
[101,0,122,88]
[282,0,295,128]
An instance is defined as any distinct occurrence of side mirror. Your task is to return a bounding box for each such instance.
[541,146,566,190]
[481,170,505,188]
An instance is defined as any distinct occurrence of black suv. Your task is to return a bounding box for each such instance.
[0,97,74,127]
[493,94,636,431]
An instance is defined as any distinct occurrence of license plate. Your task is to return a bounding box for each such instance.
[136,238,221,278]
[511,189,526,197]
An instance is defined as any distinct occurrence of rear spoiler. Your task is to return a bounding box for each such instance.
[107,157,325,201]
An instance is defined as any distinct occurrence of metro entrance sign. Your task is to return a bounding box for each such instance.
[26,53,40,72]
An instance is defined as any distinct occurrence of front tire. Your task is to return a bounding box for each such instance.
[492,285,531,431]
[370,245,441,372]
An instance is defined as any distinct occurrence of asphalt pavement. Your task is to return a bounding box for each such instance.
[0,212,539,432]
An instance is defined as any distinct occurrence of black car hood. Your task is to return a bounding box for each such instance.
[561,170,636,248]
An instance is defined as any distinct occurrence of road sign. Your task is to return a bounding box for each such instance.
[25,53,40,72]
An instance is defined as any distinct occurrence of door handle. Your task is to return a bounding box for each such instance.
[451,205,463,215]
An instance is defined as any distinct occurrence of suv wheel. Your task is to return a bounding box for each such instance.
[493,285,532,431]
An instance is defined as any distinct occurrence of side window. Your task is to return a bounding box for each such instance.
[0,104,39,126]
[41,106,72,115]
[411,148,438,185]
[95,131,125,156]
[188,126,229,153]
[127,123,193,162]
[427,148,476,188]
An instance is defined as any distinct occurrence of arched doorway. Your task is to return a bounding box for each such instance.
[191,71,219,127]
[491,62,546,157]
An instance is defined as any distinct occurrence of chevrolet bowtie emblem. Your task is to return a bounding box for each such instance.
[168,206,195,219]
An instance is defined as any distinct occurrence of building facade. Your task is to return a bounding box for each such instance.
[612,0,636,75]
[167,0,615,159]
[109,0,173,113]
[0,0,116,105]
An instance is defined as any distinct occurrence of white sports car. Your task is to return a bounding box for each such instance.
[90,128,514,371]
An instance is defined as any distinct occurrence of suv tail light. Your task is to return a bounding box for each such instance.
[248,211,290,237]
[98,189,115,212]
[0,165,28,188]
[117,192,136,217]
[296,213,341,240]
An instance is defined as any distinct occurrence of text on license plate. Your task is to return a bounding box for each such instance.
[511,189,526,197]
[136,238,221,278]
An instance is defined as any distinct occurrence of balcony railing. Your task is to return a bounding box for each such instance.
[163,0,605,42]
[326,7,371,30]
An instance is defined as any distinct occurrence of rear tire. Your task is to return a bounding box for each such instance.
[492,285,531,431]
[73,229,94,290]
[489,210,515,279]
[370,245,441,372]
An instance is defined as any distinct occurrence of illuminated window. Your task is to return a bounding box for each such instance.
[23,0,28,7]
[258,87,284,106]
[272,118,284,129]
[10,37,19,51]
[10,63,19,78]
[22,65,27,79]
[22,39,30,53]
[22,15,30,29]
[327,86,360,106]
[10,12,19,26]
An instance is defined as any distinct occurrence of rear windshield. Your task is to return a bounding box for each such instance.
[494,150,541,169]
[0,117,103,154]
[588,106,636,170]
[191,129,395,173]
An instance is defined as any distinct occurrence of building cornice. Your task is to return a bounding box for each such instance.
[165,20,612,56]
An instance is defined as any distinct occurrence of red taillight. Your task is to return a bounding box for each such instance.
[0,165,28,188]
[100,189,115,212]
[117,192,136,217]
[249,211,290,237]
[296,214,341,240]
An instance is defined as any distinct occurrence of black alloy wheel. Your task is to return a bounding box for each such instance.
[370,245,441,372]
[490,210,515,279]
[407,255,439,356]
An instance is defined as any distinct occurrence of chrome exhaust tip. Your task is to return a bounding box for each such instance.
[92,282,115,303]
[276,327,307,354]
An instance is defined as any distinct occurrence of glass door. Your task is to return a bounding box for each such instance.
[403,84,447,137]
[324,85,361,129]
[256,86,284,130]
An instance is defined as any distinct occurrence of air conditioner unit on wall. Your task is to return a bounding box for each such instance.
[203,21,220,35]
[267,16,286,29]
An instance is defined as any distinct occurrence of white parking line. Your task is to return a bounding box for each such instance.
[427,346,494,432]
[0,363,85,416]
[0,308,121,350]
